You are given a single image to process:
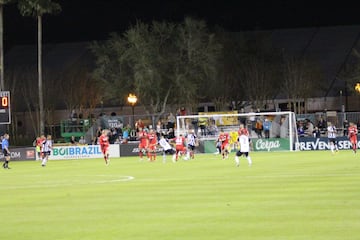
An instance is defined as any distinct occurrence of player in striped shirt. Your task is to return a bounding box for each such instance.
[41,135,53,167]
[327,122,339,154]
[158,134,175,163]
[185,129,197,160]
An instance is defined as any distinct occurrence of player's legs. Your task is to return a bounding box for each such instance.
[139,145,146,160]
[3,155,10,169]
[102,148,109,165]
[186,145,195,160]
[41,152,47,166]
[149,147,156,161]
[175,146,183,161]
[225,144,229,158]
[162,150,167,163]
[221,145,226,159]
[244,152,252,166]
[351,138,357,153]
[334,140,339,152]
[235,151,242,167]
[329,140,335,154]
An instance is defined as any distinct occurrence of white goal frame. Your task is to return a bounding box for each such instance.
[176,111,299,151]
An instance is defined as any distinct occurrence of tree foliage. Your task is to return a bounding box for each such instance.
[281,54,324,113]
[17,0,61,16]
[91,17,222,116]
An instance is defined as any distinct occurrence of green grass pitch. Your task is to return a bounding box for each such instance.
[1,150,360,240]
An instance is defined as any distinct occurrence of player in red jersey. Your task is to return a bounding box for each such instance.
[218,129,230,159]
[98,129,110,165]
[238,124,249,137]
[35,135,45,160]
[147,129,158,161]
[238,123,251,151]
[173,134,186,162]
[137,127,149,161]
[348,122,358,153]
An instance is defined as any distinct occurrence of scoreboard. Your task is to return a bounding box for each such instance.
[0,91,11,124]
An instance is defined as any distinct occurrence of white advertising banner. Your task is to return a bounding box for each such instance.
[48,144,120,160]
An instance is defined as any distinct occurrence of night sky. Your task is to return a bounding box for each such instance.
[4,0,360,47]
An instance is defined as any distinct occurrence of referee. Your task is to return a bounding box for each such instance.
[2,133,11,169]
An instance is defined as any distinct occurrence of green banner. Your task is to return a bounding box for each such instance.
[251,138,290,151]
[202,138,291,153]
[203,140,217,153]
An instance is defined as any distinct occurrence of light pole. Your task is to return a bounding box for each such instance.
[355,83,360,111]
[127,93,137,128]
[355,83,360,93]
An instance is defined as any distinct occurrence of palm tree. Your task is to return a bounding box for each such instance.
[0,0,14,91]
[18,0,61,135]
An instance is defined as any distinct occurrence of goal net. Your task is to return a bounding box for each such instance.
[176,111,299,152]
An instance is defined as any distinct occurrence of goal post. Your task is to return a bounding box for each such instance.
[176,111,299,152]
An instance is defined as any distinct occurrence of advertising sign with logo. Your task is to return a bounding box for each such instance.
[120,143,163,157]
[49,145,120,160]
[199,111,239,126]
[0,147,36,161]
[252,138,290,152]
[296,136,353,151]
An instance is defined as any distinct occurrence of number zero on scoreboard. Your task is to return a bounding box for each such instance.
[1,96,8,108]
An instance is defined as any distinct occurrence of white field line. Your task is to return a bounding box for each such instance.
[1,175,135,190]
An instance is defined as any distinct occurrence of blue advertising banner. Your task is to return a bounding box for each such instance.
[296,136,353,151]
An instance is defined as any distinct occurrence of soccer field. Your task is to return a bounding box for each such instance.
[1,150,360,240]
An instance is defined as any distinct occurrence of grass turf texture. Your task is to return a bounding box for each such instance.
[1,150,360,240]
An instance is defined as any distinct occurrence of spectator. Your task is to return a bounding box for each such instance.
[313,126,321,138]
[167,113,176,129]
[198,117,207,136]
[70,136,77,145]
[255,118,263,138]
[79,136,86,144]
[263,118,271,138]
[238,108,247,125]
[191,118,199,136]
[70,109,78,132]
[305,120,314,136]
[343,119,349,136]
[156,120,163,140]
[122,124,131,143]
[317,116,327,133]
[167,128,175,139]
[298,122,305,137]
[179,107,186,128]
[248,108,256,134]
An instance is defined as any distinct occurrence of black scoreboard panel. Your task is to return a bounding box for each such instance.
[0,91,11,124]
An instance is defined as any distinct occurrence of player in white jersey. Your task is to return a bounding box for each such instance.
[158,135,175,163]
[327,122,338,154]
[235,128,252,167]
[185,130,197,160]
[41,135,53,167]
